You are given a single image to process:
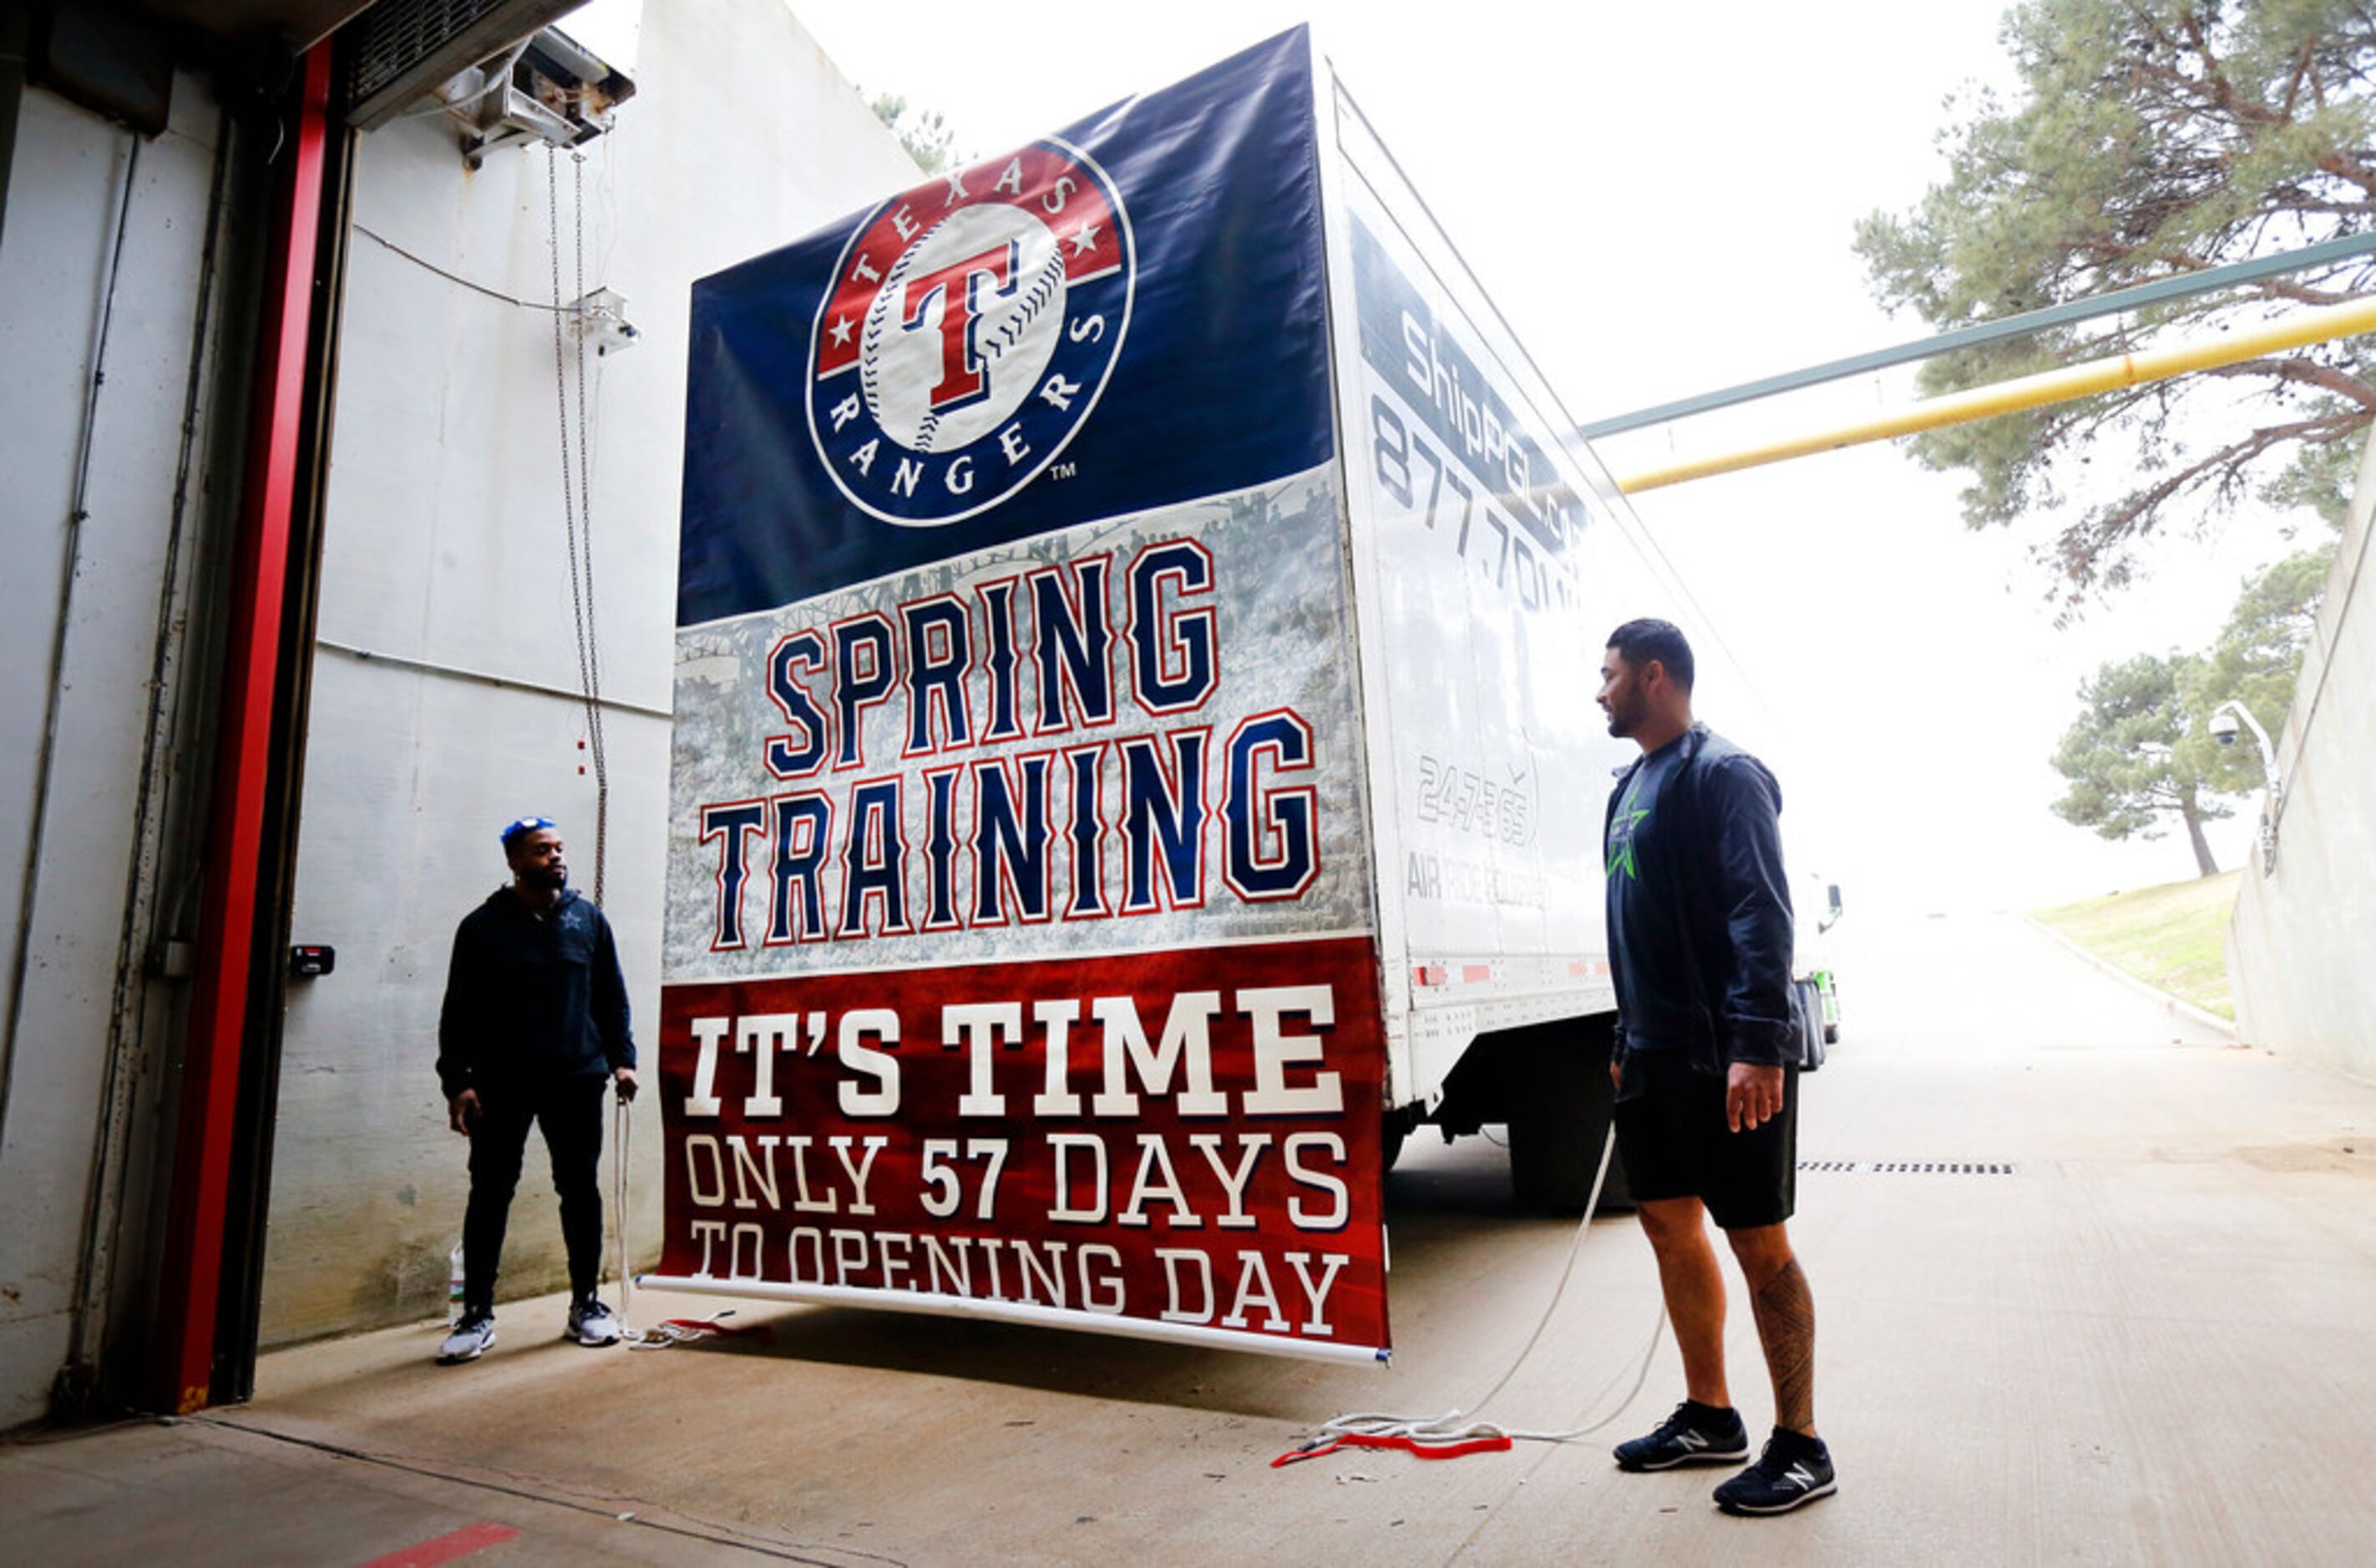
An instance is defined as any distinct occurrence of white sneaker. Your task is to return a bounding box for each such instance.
[566,1297,622,1347]
[438,1313,496,1364]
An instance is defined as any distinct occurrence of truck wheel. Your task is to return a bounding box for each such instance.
[1506,1020,1617,1215]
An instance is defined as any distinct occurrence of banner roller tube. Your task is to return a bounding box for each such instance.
[636,1273,1391,1366]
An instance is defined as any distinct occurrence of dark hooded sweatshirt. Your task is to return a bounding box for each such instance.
[437,885,635,1101]
[1603,723,1796,1075]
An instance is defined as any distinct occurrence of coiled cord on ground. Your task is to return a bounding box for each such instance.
[1282,1124,1665,1461]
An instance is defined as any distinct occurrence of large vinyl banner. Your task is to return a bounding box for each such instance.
[656,30,1391,1363]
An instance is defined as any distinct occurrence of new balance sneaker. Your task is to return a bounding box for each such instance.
[1613,1400,1751,1471]
[437,1312,496,1364]
[565,1297,623,1347]
[1712,1428,1836,1515]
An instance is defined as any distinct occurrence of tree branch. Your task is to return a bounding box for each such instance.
[2196,355,2376,412]
[2251,280,2373,310]
[2316,149,2376,200]
[2080,410,2363,552]
[2282,38,2315,118]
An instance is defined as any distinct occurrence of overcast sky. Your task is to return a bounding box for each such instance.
[575,0,2318,914]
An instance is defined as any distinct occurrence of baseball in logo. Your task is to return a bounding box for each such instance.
[808,140,1133,527]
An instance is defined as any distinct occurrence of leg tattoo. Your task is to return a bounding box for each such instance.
[1749,1257,1816,1433]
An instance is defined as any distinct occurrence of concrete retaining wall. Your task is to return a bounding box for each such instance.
[2227,431,2376,1081]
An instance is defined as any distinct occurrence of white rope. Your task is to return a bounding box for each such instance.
[613,1097,751,1349]
[613,1091,631,1328]
[610,1099,749,1351]
[1286,1125,1666,1456]
[610,1093,686,1348]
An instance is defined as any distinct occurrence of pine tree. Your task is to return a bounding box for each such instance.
[1858,0,2376,602]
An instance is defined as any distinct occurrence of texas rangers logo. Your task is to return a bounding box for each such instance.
[808,139,1133,527]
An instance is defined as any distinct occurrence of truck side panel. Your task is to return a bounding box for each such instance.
[1315,73,1654,1110]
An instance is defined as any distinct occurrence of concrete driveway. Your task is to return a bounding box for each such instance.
[8,910,2374,1564]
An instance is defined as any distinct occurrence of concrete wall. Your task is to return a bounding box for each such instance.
[2227,431,2376,1081]
[0,78,241,1428]
[258,0,918,1344]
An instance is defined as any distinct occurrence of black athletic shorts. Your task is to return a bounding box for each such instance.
[1612,1050,1798,1230]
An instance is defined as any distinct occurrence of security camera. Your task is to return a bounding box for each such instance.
[2210,708,2241,746]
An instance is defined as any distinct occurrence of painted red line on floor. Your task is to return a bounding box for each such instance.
[358,1522,522,1567]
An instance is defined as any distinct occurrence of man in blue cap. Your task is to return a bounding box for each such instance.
[436,816,638,1363]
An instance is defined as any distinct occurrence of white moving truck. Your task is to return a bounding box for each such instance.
[651,27,1816,1363]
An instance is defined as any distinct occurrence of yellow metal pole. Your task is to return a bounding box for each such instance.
[1614,296,2376,494]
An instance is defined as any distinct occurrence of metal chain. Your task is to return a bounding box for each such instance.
[547,145,610,905]
[573,151,610,906]
[545,146,579,692]
[574,151,601,706]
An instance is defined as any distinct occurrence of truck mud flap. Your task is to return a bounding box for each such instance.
[1432,1015,1625,1214]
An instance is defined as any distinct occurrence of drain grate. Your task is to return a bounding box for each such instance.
[1799,1160,2016,1176]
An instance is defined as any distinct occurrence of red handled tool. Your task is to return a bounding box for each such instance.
[1271,1430,1513,1467]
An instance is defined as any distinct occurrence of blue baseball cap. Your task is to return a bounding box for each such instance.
[500,815,557,852]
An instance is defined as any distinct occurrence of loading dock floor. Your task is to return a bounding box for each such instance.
[9,911,2375,1564]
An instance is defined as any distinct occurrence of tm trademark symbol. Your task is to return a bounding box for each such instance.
[1050,462,1078,481]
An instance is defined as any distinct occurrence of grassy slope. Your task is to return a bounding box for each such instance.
[2031,870,2245,1020]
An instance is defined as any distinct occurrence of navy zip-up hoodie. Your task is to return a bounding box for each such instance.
[437,886,635,1100]
[1603,723,1796,1075]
